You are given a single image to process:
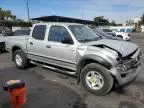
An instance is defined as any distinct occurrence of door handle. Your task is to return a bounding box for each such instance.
[46,45,51,48]
[30,42,33,45]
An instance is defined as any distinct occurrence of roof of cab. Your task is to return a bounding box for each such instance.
[33,22,83,26]
[31,15,94,25]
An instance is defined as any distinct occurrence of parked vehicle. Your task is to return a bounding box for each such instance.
[0,26,11,50]
[3,29,31,37]
[102,28,130,41]
[12,29,30,36]
[0,29,30,51]
[92,28,123,40]
[5,23,141,95]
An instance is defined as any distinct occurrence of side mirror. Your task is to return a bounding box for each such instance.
[62,36,73,45]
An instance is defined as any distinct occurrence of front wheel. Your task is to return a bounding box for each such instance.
[13,49,28,69]
[81,63,114,95]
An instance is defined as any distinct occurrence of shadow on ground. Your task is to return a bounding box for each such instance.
[119,101,138,108]
[0,67,87,108]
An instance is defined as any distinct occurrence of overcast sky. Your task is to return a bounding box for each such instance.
[0,0,144,23]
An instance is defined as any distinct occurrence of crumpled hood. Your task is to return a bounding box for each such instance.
[83,39,138,57]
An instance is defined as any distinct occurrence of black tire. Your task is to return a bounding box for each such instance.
[13,49,28,69]
[81,63,113,95]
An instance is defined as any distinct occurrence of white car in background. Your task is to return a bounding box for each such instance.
[114,31,130,41]
[102,28,130,41]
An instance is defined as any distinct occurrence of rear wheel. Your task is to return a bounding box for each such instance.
[13,49,28,69]
[81,63,113,95]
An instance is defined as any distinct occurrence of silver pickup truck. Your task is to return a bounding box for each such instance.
[5,23,141,95]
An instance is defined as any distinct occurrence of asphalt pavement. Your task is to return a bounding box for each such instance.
[0,33,144,108]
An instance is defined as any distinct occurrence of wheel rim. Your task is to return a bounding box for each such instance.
[15,54,23,66]
[86,71,104,90]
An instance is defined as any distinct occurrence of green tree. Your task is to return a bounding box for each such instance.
[15,19,24,22]
[0,7,16,21]
[0,8,4,20]
[11,15,16,20]
[110,20,116,26]
[3,10,11,20]
[94,16,110,26]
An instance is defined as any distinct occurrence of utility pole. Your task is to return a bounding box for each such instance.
[26,0,30,21]
[82,10,84,20]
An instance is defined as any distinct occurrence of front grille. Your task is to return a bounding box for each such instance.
[119,49,141,72]
[123,58,139,71]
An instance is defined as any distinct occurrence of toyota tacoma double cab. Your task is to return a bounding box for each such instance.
[5,23,141,95]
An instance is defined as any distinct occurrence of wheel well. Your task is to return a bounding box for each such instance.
[12,46,21,53]
[80,59,96,70]
[77,59,112,84]
[12,46,21,61]
[117,35,123,38]
[79,59,111,72]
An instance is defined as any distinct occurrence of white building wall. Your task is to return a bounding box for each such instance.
[12,27,31,31]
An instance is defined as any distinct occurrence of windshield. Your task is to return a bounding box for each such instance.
[69,25,99,42]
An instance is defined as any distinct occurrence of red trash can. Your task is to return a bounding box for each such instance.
[3,80,26,108]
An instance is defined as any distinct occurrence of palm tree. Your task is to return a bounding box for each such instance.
[0,7,16,21]
[3,10,11,20]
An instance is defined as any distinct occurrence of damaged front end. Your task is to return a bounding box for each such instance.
[109,48,142,86]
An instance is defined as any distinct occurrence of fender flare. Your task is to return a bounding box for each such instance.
[77,54,112,84]
[12,45,27,61]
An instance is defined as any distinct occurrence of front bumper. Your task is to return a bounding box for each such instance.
[109,60,141,86]
[115,64,141,86]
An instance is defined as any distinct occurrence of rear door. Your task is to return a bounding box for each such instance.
[27,25,47,60]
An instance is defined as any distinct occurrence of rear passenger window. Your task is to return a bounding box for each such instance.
[32,25,46,40]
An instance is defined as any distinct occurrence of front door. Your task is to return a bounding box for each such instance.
[45,25,77,70]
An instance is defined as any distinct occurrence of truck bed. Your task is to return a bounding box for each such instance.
[5,35,29,52]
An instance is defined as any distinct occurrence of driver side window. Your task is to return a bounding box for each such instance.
[48,25,73,44]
